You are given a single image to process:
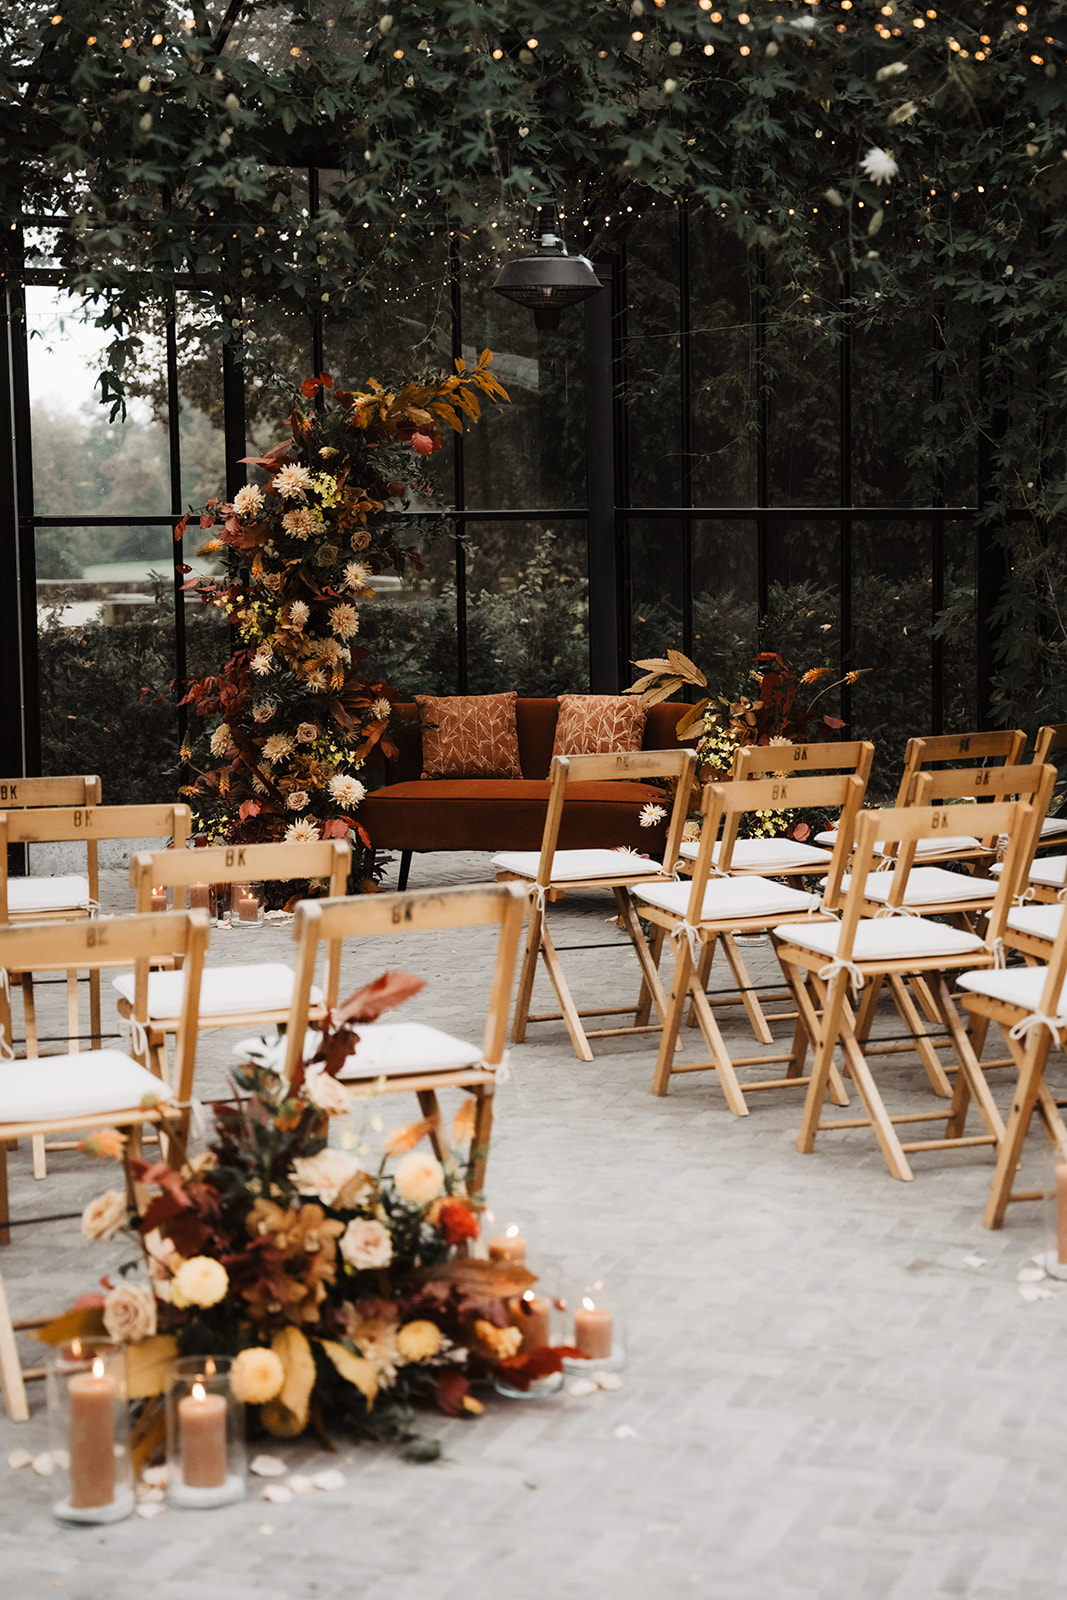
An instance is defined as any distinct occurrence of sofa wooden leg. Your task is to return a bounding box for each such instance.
[398,850,412,891]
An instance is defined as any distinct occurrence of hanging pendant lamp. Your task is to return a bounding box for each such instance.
[492,217,602,332]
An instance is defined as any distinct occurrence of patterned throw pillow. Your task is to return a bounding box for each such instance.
[416,692,524,779]
[551,695,648,759]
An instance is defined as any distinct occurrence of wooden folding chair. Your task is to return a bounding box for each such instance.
[774,788,1034,1182]
[283,882,528,1201]
[119,839,351,1079]
[0,803,190,1179]
[634,772,866,1109]
[815,729,1027,868]
[0,909,208,1421]
[1030,724,1067,846]
[490,747,697,1062]
[955,899,1067,1229]
[675,739,874,1044]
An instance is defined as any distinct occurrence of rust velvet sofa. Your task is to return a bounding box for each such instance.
[361,698,691,889]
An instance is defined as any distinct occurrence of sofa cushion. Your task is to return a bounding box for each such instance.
[551,695,648,759]
[361,779,672,854]
[416,692,523,780]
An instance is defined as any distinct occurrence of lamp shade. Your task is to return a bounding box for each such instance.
[492,248,602,331]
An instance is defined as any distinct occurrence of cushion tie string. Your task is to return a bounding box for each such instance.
[0,966,9,999]
[85,898,100,919]
[119,1015,150,1061]
[983,936,1008,969]
[479,1050,511,1085]
[1008,1012,1067,1046]
[0,1022,15,1062]
[996,833,1011,863]
[669,919,702,968]
[807,898,840,920]
[1057,885,1067,905]
[530,884,549,916]
[873,902,922,918]
[817,957,866,998]
[1013,885,1036,907]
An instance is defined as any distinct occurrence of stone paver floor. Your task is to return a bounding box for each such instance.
[2,852,1065,1600]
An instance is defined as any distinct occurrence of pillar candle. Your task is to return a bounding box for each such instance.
[68,1359,117,1509]
[150,887,167,912]
[509,1292,551,1352]
[573,1301,614,1360]
[178,1382,228,1489]
[188,882,211,911]
[487,1230,526,1264]
[236,892,260,923]
[1056,1163,1067,1266]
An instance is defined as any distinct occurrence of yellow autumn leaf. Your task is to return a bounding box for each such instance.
[631,656,674,673]
[271,1325,316,1431]
[126,1335,180,1400]
[640,678,685,707]
[665,650,707,685]
[32,1306,106,1346]
[318,1337,379,1410]
[260,1398,305,1438]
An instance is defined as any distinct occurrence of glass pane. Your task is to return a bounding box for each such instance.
[464,520,589,694]
[689,216,757,506]
[692,521,759,686]
[629,518,685,666]
[765,270,840,506]
[851,521,934,797]
[460,259,587,512]
[27,288,171,519]
[942,517,978,731]
[358,524,461,699]
[36,526,182,805]
[623,211,682,507]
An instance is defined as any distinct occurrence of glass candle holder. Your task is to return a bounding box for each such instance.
[187,880,215,915]
[493,1260,566,1400]
[165,1356,246,1508]
[562,1273,627,1374]
[482,1211,530,1265]
[229,882,264,929]
[46,1339,134,1525]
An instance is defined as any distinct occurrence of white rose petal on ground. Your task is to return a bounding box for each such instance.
[250,1454,287,1477]
[613,1424,639,1439]
[32,1454,54,1476]
[595,1373,624,1391]
[567,1378,597,1398]
[311,1469,346,1492]
[262,1484,294,1503]
[961,1255,987,1270]
[136,1501,166,1520]
[7,1450,32,1469]
[288,1474,315,1494]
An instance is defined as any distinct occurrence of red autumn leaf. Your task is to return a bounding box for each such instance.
[822,715,847,731]
[239,799,262,821]
[173,514,188,541]
[321,818,350,839]
[435,1369,473,1417]
[410,431,435,456]
[72,1292,107,1310]
[139,1192,187,1233]
[199,513,216,530]
[301,373,334,397]
[333,970,425,1026]
[166,1212,212,1258]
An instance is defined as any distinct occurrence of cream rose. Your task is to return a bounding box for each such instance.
[81,1189,127,1242]
[296,722,319,743]
[339,1217,393,1271]
[171,1255,229,1310]
[393,1151,445,1206]
[102,1282,157,1343]
[303,1067,350,1117]
[230,1346,285,1405]
[290,1148,366,1206]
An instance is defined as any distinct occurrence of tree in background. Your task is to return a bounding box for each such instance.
[179,356,508,867]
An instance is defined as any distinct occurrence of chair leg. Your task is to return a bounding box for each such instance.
[510,897,543,1046]
[467,1087,494,1201]
[415,1090,446,1166]
[984,1033,1057,1230]
[538,922,593,1062]
[398,851,412,892]
[651,940,696,1098]
[0,1140,8,1247]
[0,1266,28,1422]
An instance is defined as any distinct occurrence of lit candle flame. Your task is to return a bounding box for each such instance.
[582,1296,596,1311]
[91,1357,105,1379]
[71,1337,82,1358]
[191,1381,207,1403]
[505,1224,520,1238]
[522,1289,535,1304]
[204,1357,216,1378]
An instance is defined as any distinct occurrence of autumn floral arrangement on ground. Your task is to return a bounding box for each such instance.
[178,356,508,879]
[628,649,870,841]
[38,973,562,1460]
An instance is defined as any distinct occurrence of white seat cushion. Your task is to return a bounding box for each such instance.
[773,916,985,963]
[678,838,832,871]
[814,828,984,857]
[113,964,321,1020]
[844,867,998,906]
[0,1049,170,1123]
[957,965,1067,1013]
[1026,856,1067,890]
[1006,904,1064,942]
[8,875,92,914]
[1041,816,1067,838]
[336,1021,483,1078]
[491,848,657,883]
[636,875,820,922]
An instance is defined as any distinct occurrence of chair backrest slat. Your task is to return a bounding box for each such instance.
[536,748,697,887]
[893,730,1027,808]
[732,740,874,784]
[0,776,101,808]
[0,804,191,924]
